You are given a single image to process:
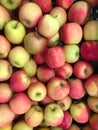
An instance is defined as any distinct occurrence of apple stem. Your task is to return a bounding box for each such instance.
[8,0,13,4]
[34,27,41,38]
[60,82,65,87]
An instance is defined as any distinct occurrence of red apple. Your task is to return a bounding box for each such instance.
[89,113,98,130]
[40,94,54,105]
[66,123,80,130]
[83,0,98,8]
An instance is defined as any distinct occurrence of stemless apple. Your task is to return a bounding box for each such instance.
[89,113,98,130]
[83,0,98,8]
[0,123,13,130]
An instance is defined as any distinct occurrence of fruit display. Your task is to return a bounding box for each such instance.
[0,0,98,130]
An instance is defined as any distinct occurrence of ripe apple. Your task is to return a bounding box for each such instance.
[9,70,31,92]
[83,0,98,8]
[8,46,30,68]
[25,105,43,127]
[0,59,12,82]
[68,1,91,25]
[40,94,54,105]
[60,22,83,44]
[0,123,12,130]
[73,60,94,79]
[66,123,80,130]
[0,5,11,30]
[44,46,65,68]
[44,103,64,126]
[50,126,63,130]
[83,124,93,130]
[19,2,42,28]
[70,102,90,124]
[47,77,70,101]
[13,120,32,130]
[37,14,60,38]
[83,20,98,41]
[69,78,86,99]
[37,64,55,83]
[49,6,67,27]
[24,31,47,54]
[31,0,52,13]
[30,76,38,84]
[56,0,74,10]
[4,20,26,44]
[80,41,98,61]
[0,83,13,103]
[27,81,47,101]
[0,104,15,127]
[89,113,98,130]
[34,127,50,130]
[9,92,32,115]
[63,45,80,63]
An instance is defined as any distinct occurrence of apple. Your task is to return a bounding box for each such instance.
[19,2,42,28]
[69,78,86,99]
[56,0,74,10]
[8,46,30,68]
[0,123,12,130]
[0,59,12,82]
[83,124,93,130]
[70,102,90,124]
[57,96,72,111]
[55,62,73,79]
[40,94,54,105]
[73,60,94,79]
[0,104,15,127]
[50,126,63,130]
[60,22,83,44]
[0,5,11,30]
[47,77,70,101]
[27,81,47,101]
[25,105,43,127]
[44,103,64,126]
[49,6,67,27]
[37,64,55,83]
[0,0,22,10]
[44,46,65,68]
[23,58,37,77]
[63,45,80,63]
[80,41,98,61]
[0,83,13,103]
[68,1,91,25]
[30,76,38,84]
[37,14,60,38]
[4,20,26,44]
[24,31,47,54]
[9,70,31,92]
[89,113,98,130]
[31,0,52,13]
[66,123,80,130]
[13,120,32,130]
[83,0,98,8]
[9,92,32,115]
[83,20,98,41]
[35,127,50,130]
[84,74,98,97]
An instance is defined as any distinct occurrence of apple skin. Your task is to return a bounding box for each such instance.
[63,45,80,63]
[0,104,15,127]
[83,124,93,130]
[0,123,12,130]
[19,2,42,28]
[37,64,55,83]
[83,0,98,8]
[70,102,90,124]
[84,74,98,97]
[27,81,47,102]
[69,78,86,99]
[4,20,26,44]
[89,113,98,130]
[49,6,67,27]
[13,120,32,130]
[68,1,91,25]
[37,14,60,38]
[50,126,63,130]
[8,46,30,68]
[9,92,32,115]
[60,22,82,44]
[44,46,65,68]
[47,77,70,101]
[0,83,13,103]
[56,0,74,10]
[0,59,12,82]
[31,0,52,13]
[66,123,80,130]
[40,94,54,105]
[83,20,98,41]
[44,103,64,126]
[25,105,43,127]
[9,70,31,92]
[0,35,11,58]
[24,31,47,54]
[73,60,94,79]
[80,41,98,61]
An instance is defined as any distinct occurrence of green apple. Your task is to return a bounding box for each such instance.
[0,0,22,10]
[4,20,26,44]
[63,45,80,63]
[8,46,30,68]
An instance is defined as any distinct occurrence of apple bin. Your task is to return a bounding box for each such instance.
[0,0,98,130]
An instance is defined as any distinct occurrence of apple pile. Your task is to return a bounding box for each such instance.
[0,0,98,130]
